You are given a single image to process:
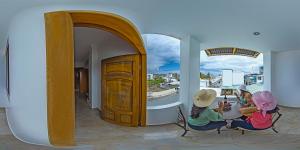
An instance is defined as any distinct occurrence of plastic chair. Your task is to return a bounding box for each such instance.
[175,106,190,136]
[175,106,224,137]
[239,106,282,134]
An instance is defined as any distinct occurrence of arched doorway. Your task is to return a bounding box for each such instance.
[45,11,147,146]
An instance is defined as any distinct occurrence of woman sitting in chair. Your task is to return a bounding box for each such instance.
[239,92,257,119]
[231,91,277,130]
[235,85,248,106]
[235,85,254,107]
[188,89,227,130]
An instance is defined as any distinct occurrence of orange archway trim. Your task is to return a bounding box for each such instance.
[45,11,147,146]
[69,11,146,55]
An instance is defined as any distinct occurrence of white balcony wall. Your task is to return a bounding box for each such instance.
[180,35,200,116]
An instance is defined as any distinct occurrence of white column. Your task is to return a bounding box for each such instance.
[90,44,100,109]
[180,35,200,116]
[263,51,273,91]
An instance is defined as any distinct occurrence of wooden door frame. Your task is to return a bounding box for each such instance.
[45,11,147,146]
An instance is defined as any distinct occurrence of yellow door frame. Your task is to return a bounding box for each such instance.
[45,11,147,146]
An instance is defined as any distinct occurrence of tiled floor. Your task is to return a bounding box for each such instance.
[0,96,300,150]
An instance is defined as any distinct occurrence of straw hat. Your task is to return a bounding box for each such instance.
[193,89,217,107]
[239,85,249,93]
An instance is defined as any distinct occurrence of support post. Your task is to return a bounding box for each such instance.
[179,35,200,117]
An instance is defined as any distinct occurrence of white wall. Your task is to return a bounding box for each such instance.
[7,8,49,145]
[75,62,86,68]
[81,29,136,110]
[263,51,273,91]
[0,46,9,107]
[272,50,300,107]
[180,35,200,116]
[6,5,143,146]
[89,45,99,109]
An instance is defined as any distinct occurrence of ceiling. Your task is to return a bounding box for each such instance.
[74,27,135,64]
[2,0,300,52]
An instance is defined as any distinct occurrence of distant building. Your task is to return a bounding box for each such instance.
[222,69,233,87]
[257,75,264,84]
[173,73,180,81]
[245,66,264,85]
[167,73,174,78]
[167,73,179,80]
[147,74,154,80]
[233,71,244,86]
[159,73,180,83]
[221,69,245,87]
[259,66,264,74]
[244,74,264,85]
[162,77,170,82]
[200,79,209,87]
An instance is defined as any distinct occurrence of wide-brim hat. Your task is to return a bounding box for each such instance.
[193,89,217,107]
[239,85,250,93]
[252,91,277,113]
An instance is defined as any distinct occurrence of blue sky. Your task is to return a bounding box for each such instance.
[143,34,263,75]
[200,51,263,75]
[143,34,180,74]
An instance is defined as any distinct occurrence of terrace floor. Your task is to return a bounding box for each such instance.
[0,96,300,150]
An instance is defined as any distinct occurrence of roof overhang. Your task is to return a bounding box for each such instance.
[205,47,260,58]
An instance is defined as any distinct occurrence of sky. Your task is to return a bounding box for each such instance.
[143,34,180,74]
[200,51,263,75]
[144,34,263,75]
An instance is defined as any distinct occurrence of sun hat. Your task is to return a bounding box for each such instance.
[252,91,277,116]
[239,85,249,93]
[193,89,217,107]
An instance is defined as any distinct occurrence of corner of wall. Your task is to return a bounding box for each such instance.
[263,51,272,91]
[179,35,200,116]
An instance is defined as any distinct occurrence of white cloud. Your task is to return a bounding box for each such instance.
[143,34,263,74]
[200,51,263,74]
[143,34,180,73]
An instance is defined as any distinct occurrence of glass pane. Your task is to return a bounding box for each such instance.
[143,34,180,106]
[200,50,264,96]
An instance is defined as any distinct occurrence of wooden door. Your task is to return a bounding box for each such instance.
[101,54,140,126]
[79,68,89,94]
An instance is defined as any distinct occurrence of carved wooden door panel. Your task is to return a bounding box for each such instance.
[101,54,140,126]
[79,68,89,94]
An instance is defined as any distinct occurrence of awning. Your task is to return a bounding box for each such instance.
[205,47,260,58]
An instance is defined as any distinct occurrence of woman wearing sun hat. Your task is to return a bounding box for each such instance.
[188,89,227,130]
[235,85,253,106]
[231,91,277,130]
